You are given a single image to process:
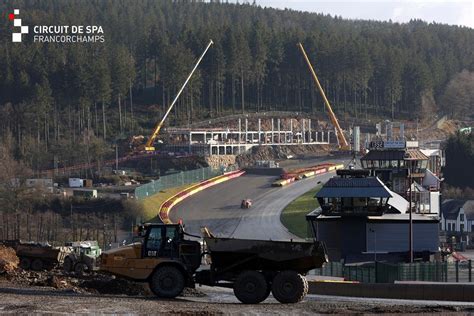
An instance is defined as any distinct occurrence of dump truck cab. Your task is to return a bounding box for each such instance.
[63,241,102,274]
[100,223,201,297]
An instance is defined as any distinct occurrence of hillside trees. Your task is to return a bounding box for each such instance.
[0,0,472,171]
[443,132,474,189]
[441,70,474,119]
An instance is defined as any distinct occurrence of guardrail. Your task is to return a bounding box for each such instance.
[158,170,246,223]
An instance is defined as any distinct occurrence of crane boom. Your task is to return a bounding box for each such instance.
[145,39,214,151]
[297,43,349,150]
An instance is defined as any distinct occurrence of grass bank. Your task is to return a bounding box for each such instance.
[141,183,196,220]
[280,185,321,238]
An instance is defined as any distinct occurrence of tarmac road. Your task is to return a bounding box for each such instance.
[170,157,349,240]
[228,172,336,240]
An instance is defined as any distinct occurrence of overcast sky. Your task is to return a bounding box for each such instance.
[238,0,473,28]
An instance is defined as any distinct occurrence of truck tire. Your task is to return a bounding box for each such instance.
[63,257,73,273]
[149,266,185,298]
[233,271,269,304]
[271,270,308,304]
[31,258,44,271]
[74,263,86,275]
[19,257,31,270]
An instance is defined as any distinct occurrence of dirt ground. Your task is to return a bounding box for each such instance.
[1,278,474,315]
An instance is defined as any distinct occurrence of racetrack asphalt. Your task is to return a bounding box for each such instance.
[170,158,349,240]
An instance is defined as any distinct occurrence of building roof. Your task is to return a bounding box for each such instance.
[405,149,429,160]
[420,149,442,157]
[387,190,408,213]
[360,148,428,161]
[315,176,392,198]
[361,150,405,161]
[462,200,474,220]
[441,199,465,220]
[308,211,438,223]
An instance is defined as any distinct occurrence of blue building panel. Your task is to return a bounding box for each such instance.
[366,222,439,253]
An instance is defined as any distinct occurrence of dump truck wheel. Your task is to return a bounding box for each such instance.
[233,271,269,304]
[271,271,307,304]
[149,266,185,298]
[31,259,44,271]
[74,263,86,275]
[19,257,31,270]
[63,257,73,272]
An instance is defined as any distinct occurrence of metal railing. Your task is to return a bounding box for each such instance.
[314,260,473,283]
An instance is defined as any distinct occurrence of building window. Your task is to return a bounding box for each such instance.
[460,214,464,221]
[461,224,464,232]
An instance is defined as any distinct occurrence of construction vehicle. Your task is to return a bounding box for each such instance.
[298,43,350,150]
[0,240,71,271]
[142,40,214,152]
[240,199,252,209]
[63,241,102,274]
[100,223,327,304]
[459,127,472,135]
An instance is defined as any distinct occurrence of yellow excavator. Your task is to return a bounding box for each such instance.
[141,39,214,152]
[297,42,350,151]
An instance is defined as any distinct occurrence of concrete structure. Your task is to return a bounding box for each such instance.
[441,200,474,248]
[165,117,333,156]
[308,282,474,302]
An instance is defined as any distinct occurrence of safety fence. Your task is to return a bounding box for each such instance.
[314,260,473,283]
[134,167,224,200]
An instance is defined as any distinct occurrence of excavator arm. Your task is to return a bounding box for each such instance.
[297,43,349,150]
[145,39,214,151]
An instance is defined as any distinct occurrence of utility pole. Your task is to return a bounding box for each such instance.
[369,228,377,262]
[70,203,74,241]
[115,143,119,171]
[409,172,413,263]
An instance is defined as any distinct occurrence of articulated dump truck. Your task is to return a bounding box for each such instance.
[1,240,70,271]
[100,223,327,304]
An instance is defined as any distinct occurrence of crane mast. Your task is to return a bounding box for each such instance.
[145,39,214,151]
[297,43,349,150]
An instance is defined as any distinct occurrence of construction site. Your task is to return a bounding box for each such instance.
[1,2,474,313]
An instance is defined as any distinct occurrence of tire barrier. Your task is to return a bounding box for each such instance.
[158,170,246,223]
[271,163,344,187]
[272,178,296,187]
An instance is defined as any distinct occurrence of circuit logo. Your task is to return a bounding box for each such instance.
[9,9,29,42]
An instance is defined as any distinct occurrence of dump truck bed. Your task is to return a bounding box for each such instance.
[204,237,327,273]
